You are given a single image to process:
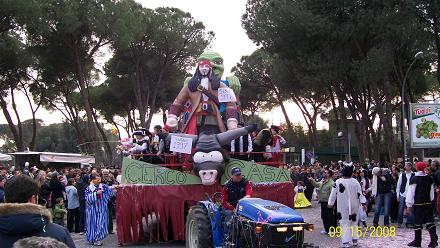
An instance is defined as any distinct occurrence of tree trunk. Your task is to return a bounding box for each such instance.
[383,79,397,162]
[10,88,24,151]
[92,111,114,165]
[328,87,340,131]
[334,87,350,161]
[133,62,148,128]
[73,45,97,153]
[0,96,23,151]
[372,88,396,162]
[146,64,168,129]
[270,83,294,133]
[432,6,440,87]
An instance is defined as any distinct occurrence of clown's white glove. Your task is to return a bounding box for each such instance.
[227,118,238,130]
[166,114,178,129]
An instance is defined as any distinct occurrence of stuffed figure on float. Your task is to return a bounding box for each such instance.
[165,51,241,135]
[164,51,245,184]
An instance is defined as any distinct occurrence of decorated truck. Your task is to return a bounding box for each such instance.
[115,51,316,247]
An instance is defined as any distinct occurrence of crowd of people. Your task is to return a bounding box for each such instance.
[290,159,440,248]
[2,134,440,248]
[0,165,120,247]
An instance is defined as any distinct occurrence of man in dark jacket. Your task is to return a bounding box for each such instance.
[0,175,75,248]
[0,175,5,203]
[372,167,395,227]
[222,167,253,240]
[76,172,89,234]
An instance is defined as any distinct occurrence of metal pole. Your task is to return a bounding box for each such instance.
[348,133,351,162]
[401,52,423,162]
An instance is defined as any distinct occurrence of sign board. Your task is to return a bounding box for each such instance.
[170,136,193,154]
[121,158,202,185]
[410,103,440,148]
[122,158,292,185]
[218,88,237,103]
[220,159,291,184]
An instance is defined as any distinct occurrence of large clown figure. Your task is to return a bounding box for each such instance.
[328,162,367,248]
[165,51,240,135]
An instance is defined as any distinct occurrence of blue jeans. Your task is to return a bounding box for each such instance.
[397,196,413,225]
[373,192,392,225]
[223,210,234,239]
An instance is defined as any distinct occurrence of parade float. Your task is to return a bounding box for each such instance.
[115,52,302,246]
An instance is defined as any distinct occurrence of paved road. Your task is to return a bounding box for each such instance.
[73,200,440,248]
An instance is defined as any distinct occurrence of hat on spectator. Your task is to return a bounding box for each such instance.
[231,167,242,176]
[416,161,427,171]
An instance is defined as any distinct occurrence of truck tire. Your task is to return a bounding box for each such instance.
[186,205,212,248]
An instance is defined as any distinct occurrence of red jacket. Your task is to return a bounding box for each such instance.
[222,180,253,211]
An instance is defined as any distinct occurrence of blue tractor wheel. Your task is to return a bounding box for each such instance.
[185,205,212,248]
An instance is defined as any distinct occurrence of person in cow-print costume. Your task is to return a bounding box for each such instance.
[328,162,367,248]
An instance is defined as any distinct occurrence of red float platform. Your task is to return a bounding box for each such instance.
[116,182,294,245]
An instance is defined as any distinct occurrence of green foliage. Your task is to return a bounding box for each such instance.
[104,3,213,128]
[232,50,278,115]
[242,114,269,130]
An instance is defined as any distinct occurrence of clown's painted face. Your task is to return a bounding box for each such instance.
[198,51,224,79]
[198,60,211,76]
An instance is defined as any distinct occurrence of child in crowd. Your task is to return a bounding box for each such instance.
[53,197,67,227]
[294,181,312,208]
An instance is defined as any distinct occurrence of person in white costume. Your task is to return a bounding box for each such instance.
[328,162,367,248]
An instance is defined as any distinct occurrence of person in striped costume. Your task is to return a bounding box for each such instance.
[84,173,114,246]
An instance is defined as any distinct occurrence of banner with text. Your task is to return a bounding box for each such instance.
[122,158,291,185]
[410,103,440,148]
[220,159,291,184]
[121,157,202,185]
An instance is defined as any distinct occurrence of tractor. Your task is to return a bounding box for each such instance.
[185,193,317,248]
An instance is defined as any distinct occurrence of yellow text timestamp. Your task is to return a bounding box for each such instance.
[329,226,396,238]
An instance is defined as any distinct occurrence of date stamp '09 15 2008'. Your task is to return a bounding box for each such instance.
[329,226,396,238]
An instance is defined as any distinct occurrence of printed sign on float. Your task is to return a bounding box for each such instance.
[217,87,237,103]
[121,157,202,185]
[220,159,291,184]
[121,158,291,185]
[410,103,440,148]
[170,136,193,154]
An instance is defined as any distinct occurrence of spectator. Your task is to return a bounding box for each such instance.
[390,165,400,223]
[85,173,114,246]
[301,169,314,202]
[0,175,5,203]
[35,171,50,207]
[294,181,311,208]
[53,198,67,227]
[13,237,68,248]
[49,172,65,210]
[66,178,80,233]
[396,162,414,228]
[0,175,75,248]
[309,169,336,234]
[76,173,89,235]
[372,167,395,227]
[356,169,371,220]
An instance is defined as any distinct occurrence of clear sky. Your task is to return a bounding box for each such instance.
[0,0,327,132]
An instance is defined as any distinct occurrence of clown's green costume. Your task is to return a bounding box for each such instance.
[165,51,241,135]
